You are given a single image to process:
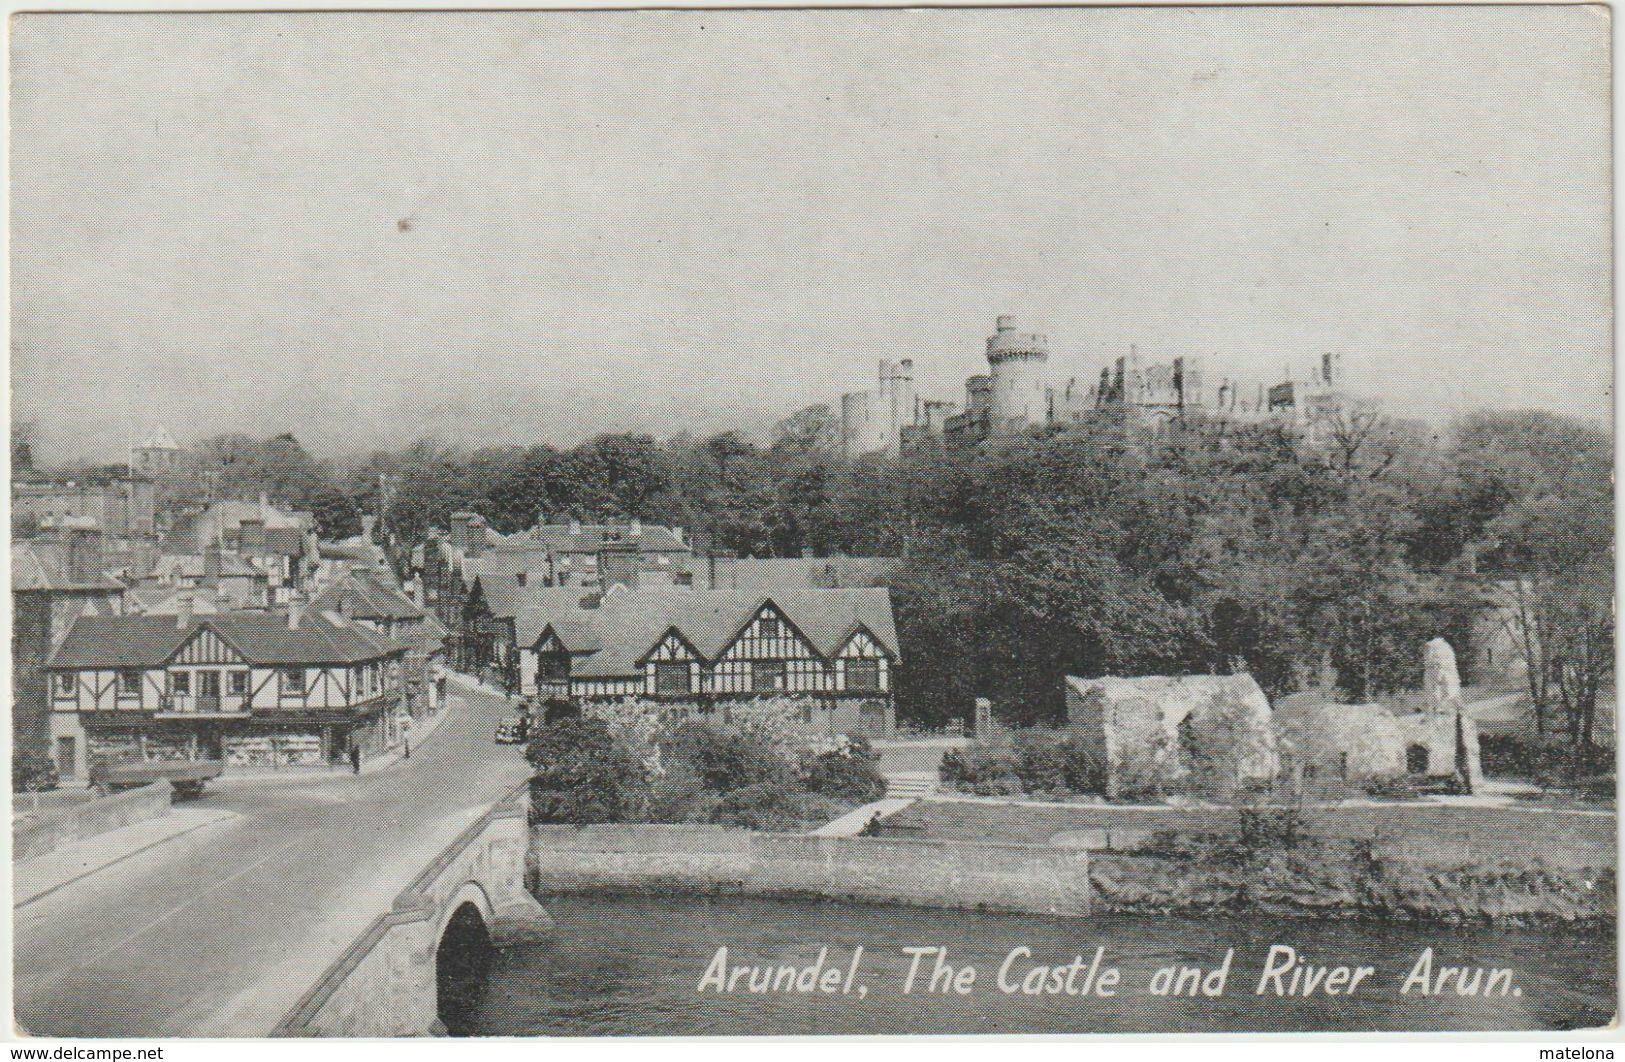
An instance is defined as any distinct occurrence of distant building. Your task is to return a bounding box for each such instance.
[840,359,916,458]
[45,607,411,779]
[174,496,318,604]
[413,514,701,680]
[512,586,900,737]
[133,547,271,611]
[12,527,126,768]
[131,424,184,478]
[310,568,449,717]
[13,466,158,540]
[837,314,1356,451]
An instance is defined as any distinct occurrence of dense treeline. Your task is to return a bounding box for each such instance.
[202,403,1611,738]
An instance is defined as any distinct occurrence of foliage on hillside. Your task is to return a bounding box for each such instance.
[204,405,1605,751]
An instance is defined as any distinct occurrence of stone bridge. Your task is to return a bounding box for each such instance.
[272,783,552,1037]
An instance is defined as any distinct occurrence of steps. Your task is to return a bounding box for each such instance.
[884,772,939,799]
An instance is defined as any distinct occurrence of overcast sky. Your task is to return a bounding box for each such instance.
[10,8,1612,463]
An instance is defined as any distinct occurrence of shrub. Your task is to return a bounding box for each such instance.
[1060,740,1107,794]
[526,717,647,824]
[801,734,886,802]
[646,759,719,823]
[661,720,793,794]
[939,748,973,786]
[709,782,847,832]
[12,754,57,795]
[1480,733,1614,784]
[938,740,1020,789]
[941,733,1106,797]
[1013,734,1071,793]
[582,697,666,779]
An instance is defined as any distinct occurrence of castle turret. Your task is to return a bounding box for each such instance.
[985,315,1049,433]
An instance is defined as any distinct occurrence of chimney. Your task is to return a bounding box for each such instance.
[629,517,641,537]
[360,514,376,541]
[176,593,194,630]
[599,542,640,591]
[465,516,486,559]
[407,577,425,608]
[289,599,305,630]
[203,545,223,583]
[448,513,474,552]
[673,526,684,545]
[259,491,270,520]
[569,518,582,537]
[65,524,101,583]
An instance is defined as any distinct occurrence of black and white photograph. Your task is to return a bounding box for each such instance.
[6,6,1615,1041]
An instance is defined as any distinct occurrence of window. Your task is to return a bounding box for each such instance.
[170,672,191,695]
[229,671,249,695]
[516,572,527,587]
[753,660,786,693]
[118,670,142,697]
[654,662,690,695]
[54,673,74,697]
[845,659,880,691]
[758,617,782,640]
[281,668,306,695]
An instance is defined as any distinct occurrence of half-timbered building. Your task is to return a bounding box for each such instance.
[512,586,900,736]
[44,607,411,779]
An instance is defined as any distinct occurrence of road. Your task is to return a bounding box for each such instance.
[14,684,531,1038]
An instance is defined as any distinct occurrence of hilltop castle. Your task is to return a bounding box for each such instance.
[839,315,1351,458]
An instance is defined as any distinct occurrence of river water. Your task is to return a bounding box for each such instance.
[465,894,1616,1034]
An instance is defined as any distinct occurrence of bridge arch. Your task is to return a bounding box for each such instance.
[435,883,497,1036]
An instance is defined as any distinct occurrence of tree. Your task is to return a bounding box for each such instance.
[525,718,647,823]
[769,404,840,459]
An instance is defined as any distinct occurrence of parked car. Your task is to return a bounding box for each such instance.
[495,717,529,745]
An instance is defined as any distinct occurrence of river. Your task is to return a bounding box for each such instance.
[463,894,1616,1034]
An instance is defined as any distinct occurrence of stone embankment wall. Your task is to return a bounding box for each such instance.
[529,824,1091,916]
[13,783,172,863]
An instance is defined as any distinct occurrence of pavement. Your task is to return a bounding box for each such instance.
[809,798,915,837]
[13,681,531,1038]
[14,808,239,909]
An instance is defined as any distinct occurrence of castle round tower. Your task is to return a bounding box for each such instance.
[985,315,1050,433]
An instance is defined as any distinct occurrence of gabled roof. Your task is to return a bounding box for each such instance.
[138,425,180,451]
[509,522,689,553]
[512,587,899,678]
[128,583,264,615]
[148,552,261,581]
[46,611,409,670]
[710,556,901,591]
[11,542,125,593]
[309,569,425,622]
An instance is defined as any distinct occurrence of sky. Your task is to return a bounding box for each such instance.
[10,8,1613,464]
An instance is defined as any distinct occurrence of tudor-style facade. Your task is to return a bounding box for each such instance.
[45,610,411,779]
[514,589,899,736]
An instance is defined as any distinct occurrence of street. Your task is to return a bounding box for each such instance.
[14,684,529,1038]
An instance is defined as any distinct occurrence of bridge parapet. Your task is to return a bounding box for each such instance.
[273,782,552,1037]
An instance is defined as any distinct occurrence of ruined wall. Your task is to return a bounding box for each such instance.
[1065,674,1278,797]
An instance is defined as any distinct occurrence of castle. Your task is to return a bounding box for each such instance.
[839,315,1351,458]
